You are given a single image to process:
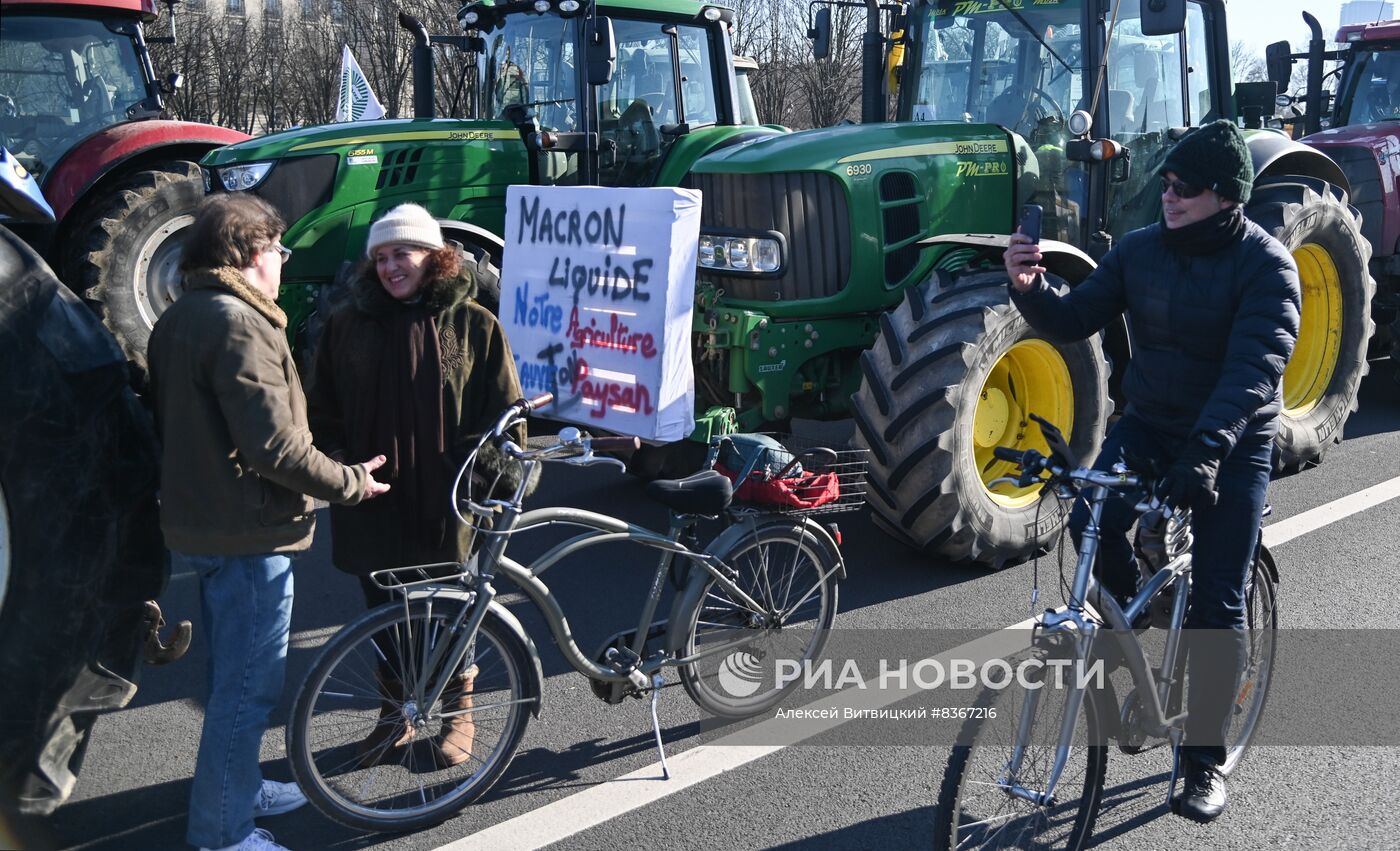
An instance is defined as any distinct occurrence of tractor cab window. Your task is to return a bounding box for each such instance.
[0,15,148,180]
[480,14,581,133]
[1104,23,1186,142]
[1338,48,1400,125]
[478,14,581,185]
[910,0,1084,144]
[595,20,718,186]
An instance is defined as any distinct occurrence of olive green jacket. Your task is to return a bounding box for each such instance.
[308,265,525,575]
[148,267,369,555]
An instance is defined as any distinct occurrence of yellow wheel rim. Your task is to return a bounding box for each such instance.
[1282,244,1343,418]
[976,338,1076,507]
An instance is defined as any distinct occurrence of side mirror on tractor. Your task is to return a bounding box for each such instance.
[1265,41,1294,92]
[1139,0,1186,37]
[586,16,616,86]
[810,7,832,61]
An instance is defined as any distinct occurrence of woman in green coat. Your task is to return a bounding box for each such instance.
[308,203,526,769]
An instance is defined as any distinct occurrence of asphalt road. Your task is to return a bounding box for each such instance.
[22,369,1400,851]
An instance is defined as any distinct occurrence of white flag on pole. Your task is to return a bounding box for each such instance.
[335,45,386,122]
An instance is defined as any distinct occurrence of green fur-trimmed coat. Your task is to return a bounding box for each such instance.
[307,264,526,576]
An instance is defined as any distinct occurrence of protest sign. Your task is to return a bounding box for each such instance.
[501,185,702,442]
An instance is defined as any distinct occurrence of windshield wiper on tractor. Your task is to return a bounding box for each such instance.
[993,0,1073,74]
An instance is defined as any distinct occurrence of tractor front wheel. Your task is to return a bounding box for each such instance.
[852,270,1109,568]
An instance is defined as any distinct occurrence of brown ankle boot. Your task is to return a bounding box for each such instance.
[354,671,414,768]
[434,665,478,768]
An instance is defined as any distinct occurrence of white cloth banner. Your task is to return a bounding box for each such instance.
[501,186,702,442]
[335,45,385,122]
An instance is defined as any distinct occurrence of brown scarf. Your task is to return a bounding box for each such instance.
[355,300,449,555]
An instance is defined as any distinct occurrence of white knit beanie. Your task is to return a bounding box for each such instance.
[365,203,445,257]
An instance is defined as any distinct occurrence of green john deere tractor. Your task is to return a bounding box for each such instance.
[688,0,1372,566]
[197,0,777,352]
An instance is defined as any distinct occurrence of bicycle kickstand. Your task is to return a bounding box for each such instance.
[649,673,671,780]
[1166,728,1185,809]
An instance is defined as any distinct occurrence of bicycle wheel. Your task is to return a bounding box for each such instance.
[1221,546,1278,776]
[677,520,839,718]
[934,651,1108,851]
[288,599,533,833]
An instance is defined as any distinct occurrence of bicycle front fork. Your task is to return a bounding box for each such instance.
[1001,624,1096,807]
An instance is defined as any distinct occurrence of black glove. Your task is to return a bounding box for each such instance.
[1158,437,1222,510]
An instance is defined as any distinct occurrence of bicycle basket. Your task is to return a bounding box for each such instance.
[714,432,869,516]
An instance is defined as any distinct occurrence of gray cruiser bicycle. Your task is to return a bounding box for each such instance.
[933,415,1278,850]
[286,394,853,832]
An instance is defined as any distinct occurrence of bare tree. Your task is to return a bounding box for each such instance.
[1230,40,1266,84]
[796,2,865,127]
[150,0,888,133]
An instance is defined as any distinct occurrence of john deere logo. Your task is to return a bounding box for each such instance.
[717,650,765,698]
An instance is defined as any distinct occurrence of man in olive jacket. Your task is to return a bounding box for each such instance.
[148,195,388,851]
[1005,120,1300,823]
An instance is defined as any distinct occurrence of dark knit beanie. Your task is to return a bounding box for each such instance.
[1158,119,1254,204]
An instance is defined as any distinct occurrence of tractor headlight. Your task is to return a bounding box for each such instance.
[697,233,783,275]
[217,162,273,192]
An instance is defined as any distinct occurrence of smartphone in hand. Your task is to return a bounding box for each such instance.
[1019,203,1043,244]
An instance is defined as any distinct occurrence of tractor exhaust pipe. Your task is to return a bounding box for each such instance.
[1302,11,1325,136]
[861,0,883,123]
[400,13,435,119]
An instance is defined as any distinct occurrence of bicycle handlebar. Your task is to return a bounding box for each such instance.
[993,446,1025,463]
[588,435,643,452]
[992,444,1145,494]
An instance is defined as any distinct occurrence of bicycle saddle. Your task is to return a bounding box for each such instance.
[645,469,733,515]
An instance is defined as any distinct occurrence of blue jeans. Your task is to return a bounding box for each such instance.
[177,551,295,849]
[1068,414,1272,767]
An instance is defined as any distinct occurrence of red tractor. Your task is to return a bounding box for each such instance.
[0,0,248,369]
[1269,14,1400,375]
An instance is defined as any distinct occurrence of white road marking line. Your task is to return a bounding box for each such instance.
[432,746,784,851]
[434,473,1400,851]
[1261,475,1400,547]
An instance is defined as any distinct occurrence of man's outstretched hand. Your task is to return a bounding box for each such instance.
[359,454,391,499]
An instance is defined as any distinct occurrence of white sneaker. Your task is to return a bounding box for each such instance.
[199,827,290,851]
[253,779,307,818]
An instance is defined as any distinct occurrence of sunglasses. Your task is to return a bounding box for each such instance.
[1160,177,1205,199]
[269,242,293,263]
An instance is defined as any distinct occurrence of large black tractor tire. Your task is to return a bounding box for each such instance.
[460,240,501,316]
[0,228,167,815]
[852,270,1110,568]
[66,160,205,372]
[1245,175,1374,473]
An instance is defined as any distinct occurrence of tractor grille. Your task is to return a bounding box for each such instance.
[1324,145,1383,253]
[689,171,851,301]
[254,154,337,227]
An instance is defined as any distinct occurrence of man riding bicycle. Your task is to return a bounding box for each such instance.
[1003,119,1300,823]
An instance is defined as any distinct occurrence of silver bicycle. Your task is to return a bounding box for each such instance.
[934,416,1278,850]
[286,394,846,832]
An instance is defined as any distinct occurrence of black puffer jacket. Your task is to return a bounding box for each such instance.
[1010,218,1301,453]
